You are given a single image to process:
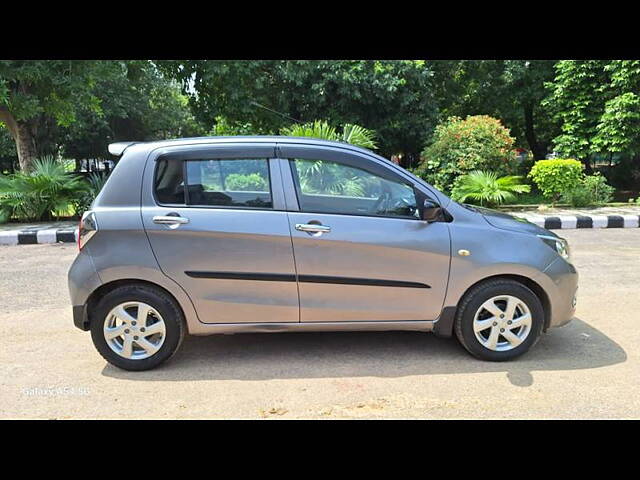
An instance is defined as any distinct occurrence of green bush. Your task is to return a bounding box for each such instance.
[582,173,615,205]
[528,159,584,203]
[413,115,518,194]
[561,173,615,207]
[561,185,593,207]
[0,157,88,221]
[225,173,267,191]
[450,170,530,207]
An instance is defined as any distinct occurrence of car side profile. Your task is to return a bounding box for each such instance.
[68,136,578,371]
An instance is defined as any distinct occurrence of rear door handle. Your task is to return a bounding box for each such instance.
[153,215,189,226]
[295,223,331,234]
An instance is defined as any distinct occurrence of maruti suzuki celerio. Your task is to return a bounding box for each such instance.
[68,137,578,371]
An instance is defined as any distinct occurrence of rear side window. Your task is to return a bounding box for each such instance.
[154,158,272,209]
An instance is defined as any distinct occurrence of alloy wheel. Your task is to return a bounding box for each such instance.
[472,295,532,352]
[103,302,166,360]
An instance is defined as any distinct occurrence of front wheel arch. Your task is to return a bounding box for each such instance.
[436,274,551,337]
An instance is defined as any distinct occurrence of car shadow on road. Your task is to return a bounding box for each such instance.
[101,318,626,387]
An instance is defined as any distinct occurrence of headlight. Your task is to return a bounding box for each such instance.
[538,234,571,261]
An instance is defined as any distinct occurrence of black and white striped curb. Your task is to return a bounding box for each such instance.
[515,214,640,230]
[1,212,639,245]
[0,228,78,245]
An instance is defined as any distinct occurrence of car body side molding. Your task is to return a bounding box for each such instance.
[185,271,430,288]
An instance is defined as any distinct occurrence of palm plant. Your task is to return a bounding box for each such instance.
[87,171,109,198]
[72,171,110,216]
[295,158,367,197]
[281,121,377,197]
[280,120,377,150]
[0,156,89,221]
[339,124,377,150]
[450,170,531,207]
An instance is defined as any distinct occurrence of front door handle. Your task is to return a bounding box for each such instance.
[153,215,190,226]
[295,223,331,234]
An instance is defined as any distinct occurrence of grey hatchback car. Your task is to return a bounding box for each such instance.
[68,136,578,371]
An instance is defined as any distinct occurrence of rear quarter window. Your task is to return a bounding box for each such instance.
[154,158,185,204]
[154,157,272,209]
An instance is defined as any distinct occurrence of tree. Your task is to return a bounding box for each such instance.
[592,61,640,155]
[60,61,203,163]
[543,60,610,171]
[0,61,111,171]
[431,60,560,159]
[544,60,640,176]
[158,60,438,166]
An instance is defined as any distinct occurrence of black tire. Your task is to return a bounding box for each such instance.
[454,279,544,361]
[90,283,185,371]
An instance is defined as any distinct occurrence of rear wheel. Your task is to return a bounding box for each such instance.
[454,279,544,361]
[90,284,185,371]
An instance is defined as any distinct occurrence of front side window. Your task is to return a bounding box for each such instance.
[154,158,272,209]
[290,158,418,218]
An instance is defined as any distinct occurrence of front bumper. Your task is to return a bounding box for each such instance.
[539,257,579,329]
[73,304,90,331]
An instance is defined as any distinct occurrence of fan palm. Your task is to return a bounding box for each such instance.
[451,170,530,207]
[280,120,377,150]
[280,120,377,197]
[340,123,377,149]
[71,171,110,216]
[0,157,88,221]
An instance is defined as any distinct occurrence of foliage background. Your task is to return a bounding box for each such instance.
[1,59,639,217]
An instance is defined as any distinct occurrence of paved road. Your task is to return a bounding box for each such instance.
[1,229,638,419]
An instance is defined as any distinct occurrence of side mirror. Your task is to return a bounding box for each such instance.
[421,199,443,222]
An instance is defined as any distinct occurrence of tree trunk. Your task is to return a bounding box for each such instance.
[15,122,38,172]
[0,107,38,172]
[523,103,547,160]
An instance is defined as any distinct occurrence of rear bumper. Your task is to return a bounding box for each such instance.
[68,248,101,331]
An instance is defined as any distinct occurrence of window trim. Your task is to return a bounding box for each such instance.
[152,156,276,211]
[287,158,421,221]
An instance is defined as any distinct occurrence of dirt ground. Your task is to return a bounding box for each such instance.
[0,229,638,419]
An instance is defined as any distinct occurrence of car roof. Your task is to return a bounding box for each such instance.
[111,136,382,159]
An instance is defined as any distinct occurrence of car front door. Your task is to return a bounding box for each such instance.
[279,144,451,322]
[141,143,299,324]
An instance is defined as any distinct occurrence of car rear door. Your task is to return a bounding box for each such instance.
[141,143,299,324]
[278,144,451,322]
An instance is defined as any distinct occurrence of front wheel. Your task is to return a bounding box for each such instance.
[454,279,544,361]
[90,284,185,371]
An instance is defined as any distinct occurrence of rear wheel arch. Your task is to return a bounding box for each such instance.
[86,279,188,332]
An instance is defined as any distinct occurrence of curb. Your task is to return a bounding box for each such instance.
[519,214,640,230]
[1,213,639,245]
[0,228,78,246]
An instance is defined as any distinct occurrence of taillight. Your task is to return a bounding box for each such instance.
[78,211,98,251]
